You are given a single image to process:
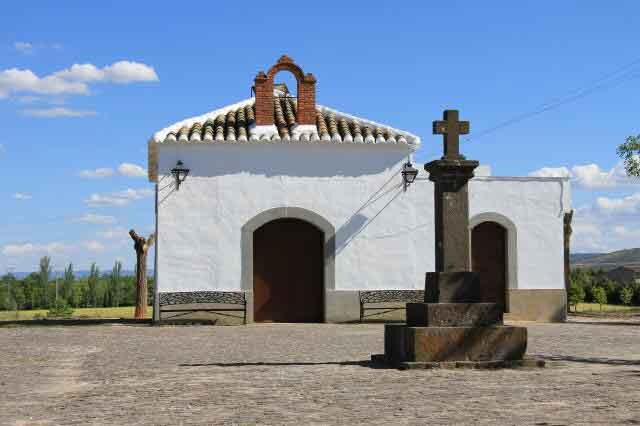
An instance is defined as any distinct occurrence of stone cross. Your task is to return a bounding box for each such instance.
[425,109,478,273]
[432,110,470,160]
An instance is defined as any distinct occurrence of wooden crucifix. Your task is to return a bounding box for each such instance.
[129,229,155,319]
[432,110,470,160]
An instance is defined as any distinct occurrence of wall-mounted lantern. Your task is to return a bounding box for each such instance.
[170,160,190,191]
[401,162,418,191]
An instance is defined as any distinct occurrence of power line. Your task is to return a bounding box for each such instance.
[466,57,640,141]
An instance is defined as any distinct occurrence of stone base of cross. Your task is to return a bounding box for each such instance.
[373,109,532,369]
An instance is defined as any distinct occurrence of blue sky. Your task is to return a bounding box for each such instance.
[1,1,639,272]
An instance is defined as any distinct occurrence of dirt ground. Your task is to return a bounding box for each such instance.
[0,317,639,425]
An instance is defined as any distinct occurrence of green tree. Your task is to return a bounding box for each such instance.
[38,256,52,308]
[593,286,607,311]
[22,272,39,309]
[63,263,75,305]
[88,263,99,308]
[568,281,586,312]
[1,273,14,311]
[617,135,640,177]
[110,261,122,307]
[620,286,634,306]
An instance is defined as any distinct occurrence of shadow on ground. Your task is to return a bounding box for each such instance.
[534,354,640,366]
[178,360,387,368]
[566,320,640,327]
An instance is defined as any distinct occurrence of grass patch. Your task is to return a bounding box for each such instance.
[574,303,640,314]
[0,306,152,321]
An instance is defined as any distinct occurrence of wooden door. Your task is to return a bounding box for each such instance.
[253,218,324,322]
[471,221,507,311]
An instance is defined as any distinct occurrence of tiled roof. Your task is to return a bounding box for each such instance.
[152,95,420,147]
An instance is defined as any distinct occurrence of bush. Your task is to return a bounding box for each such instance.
[593,287,607,311]
[620,286,634,306]
[47,300,74,318]
[568,282,585,312]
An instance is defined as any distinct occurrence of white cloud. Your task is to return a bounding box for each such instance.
[103,61,159,83]
[1,242,71,256]
[85,188,154,207]
[83,240,105,253]
[118,163,146,177]
[595,193,640,214]
[79,168,114,179]
[570,199,640,253]
[51,61,159,84]
[0,68,88,99]
[571,163,620,189]
[0,61,158,99]
[14,42,33,52]
[528,166,571,178]
[22,107,97,118]
[78,213,117,225]
[12,193,32,200]
[97,227,128,240]
[529,161,639,189]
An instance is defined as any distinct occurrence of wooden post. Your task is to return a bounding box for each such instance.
[130,229,155,319]
[564,210,574,315]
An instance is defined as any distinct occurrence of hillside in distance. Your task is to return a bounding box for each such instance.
[571,248,640,270]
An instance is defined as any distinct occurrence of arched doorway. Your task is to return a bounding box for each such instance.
[471,221,507,311]
[253,218,324,322]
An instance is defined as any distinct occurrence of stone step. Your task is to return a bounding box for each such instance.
[406,302,502,327]
[384,323,527,363]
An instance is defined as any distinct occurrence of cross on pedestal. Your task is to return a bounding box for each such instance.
[425,109,478,273]
[433,110,469,160]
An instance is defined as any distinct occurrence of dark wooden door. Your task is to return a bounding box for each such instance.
[471,221,507,311]
[253,218,324,322]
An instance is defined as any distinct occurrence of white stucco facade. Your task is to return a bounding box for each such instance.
[155,142,571,299]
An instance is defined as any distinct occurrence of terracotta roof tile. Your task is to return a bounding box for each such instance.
[153,95,419,147]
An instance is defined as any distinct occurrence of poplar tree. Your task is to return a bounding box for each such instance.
[63,263,75,305]
[110,261,122,308]
[38,256,51,308]
[88,263,99,308]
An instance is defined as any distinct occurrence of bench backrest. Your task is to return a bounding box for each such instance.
[359,290,424,304]
[159,291,246,306]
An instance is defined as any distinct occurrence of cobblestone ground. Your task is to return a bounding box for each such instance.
[1,318,639,425]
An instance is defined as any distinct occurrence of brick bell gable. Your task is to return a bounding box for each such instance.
[254,55,317,126]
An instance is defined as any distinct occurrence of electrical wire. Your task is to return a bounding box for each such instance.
[466,57,640,141]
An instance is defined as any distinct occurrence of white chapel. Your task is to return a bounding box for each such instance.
[147,56,571,324]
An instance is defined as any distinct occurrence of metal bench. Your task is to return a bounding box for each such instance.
[159,291,247,324]
[358,290,425,322]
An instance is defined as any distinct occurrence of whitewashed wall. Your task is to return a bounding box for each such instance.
[469,177,570,290]
[156,143,570,293]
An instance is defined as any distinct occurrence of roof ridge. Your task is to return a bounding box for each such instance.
[152,98,420,147]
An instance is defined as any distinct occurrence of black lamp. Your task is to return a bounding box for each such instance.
[170,160,190,191]
[401,161,418,191]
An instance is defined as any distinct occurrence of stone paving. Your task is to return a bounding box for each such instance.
[1,318,639,425]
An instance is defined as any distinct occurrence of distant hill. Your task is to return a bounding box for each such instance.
[571,248,640,271]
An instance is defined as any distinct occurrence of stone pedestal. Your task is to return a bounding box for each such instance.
[383,323,527,363]
[375,110,534,369]
[406,302,502,327]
